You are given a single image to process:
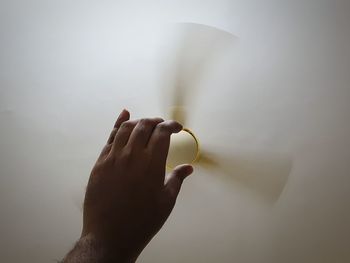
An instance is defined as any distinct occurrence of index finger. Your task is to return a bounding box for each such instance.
[107,109,130,144]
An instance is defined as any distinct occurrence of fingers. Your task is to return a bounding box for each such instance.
[109,117,182,177]
[98,109,130,160]
[148,120,183,163]
[165,164,193,199]
[146,121,183,184]
[107,109,130,144]
[110,119,140,152]
[127,118,164,148]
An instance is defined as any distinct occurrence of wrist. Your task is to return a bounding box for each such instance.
[64,233,137,263]
[87,233,138,263]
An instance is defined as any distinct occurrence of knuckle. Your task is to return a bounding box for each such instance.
[136,124,148,134]
[157,123,169,133]
[139,118,147,124]
[121,121,133,129]
[139,118,152,127]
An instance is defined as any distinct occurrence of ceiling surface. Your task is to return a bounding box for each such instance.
[0,0,349,262]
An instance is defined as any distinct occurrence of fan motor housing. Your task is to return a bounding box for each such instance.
[166,128,199,168]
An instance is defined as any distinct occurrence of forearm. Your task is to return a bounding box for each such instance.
[62,234,137,263]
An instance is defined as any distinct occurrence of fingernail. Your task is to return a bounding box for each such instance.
[175,122,183,132]
[181,164,193,176]
[187,165,194,174]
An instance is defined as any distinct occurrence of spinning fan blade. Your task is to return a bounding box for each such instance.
[160,23,236,126]
[198,149,292,203]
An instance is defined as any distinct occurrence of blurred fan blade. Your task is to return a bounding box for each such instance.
[198,149,292,203]
[160,23,236,126]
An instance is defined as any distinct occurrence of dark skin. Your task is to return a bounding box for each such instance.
[63,109,194,263]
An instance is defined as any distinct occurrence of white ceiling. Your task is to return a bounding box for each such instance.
[0,0,349,262]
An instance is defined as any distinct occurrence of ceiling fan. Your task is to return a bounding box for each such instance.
[160,22,292,203]
[72,23,292,210]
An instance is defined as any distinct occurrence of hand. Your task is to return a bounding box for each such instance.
[78,109,193,262]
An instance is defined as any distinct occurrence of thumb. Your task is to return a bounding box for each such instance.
[165,164,194,199]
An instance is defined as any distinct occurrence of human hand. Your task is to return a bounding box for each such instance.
[77,109,193,262]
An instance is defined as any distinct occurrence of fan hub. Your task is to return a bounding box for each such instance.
[166,128,199,169]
